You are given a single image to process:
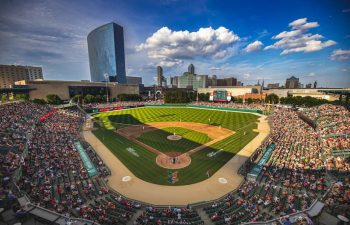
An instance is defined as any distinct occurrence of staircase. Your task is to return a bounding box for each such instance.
[127,209,144,225]
[197,208,215,225]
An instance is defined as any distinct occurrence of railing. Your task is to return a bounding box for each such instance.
[242,198,321,225]
[12,123,35,183]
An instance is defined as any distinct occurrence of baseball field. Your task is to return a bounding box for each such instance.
[92,107,259,185]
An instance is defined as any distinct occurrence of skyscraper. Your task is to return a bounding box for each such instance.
[188,64,195,74]
[157,66,165,86]
[285,76,300,89]
[87,22,127,84]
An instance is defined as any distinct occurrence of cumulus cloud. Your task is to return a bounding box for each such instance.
[244,40,263,53]
[158,58,183,67]
[265,18,336,55]
[136,26,240,67]
[331,49,350,60]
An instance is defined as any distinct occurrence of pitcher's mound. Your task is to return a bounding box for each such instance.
[156,152,191,169]
[167,134,182,141]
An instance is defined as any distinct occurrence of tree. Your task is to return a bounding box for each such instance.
[94,95,103,103]
[164,90,193,103]
[72,94,82,103]
[280,96,328,107]
[198,93,210,101]
[1,95,7,102]
[267,93,279,104]
[247,98,253,104]
[14,94,29,100]
[236,98,243,103]
[118,94,142,101]
[46,94,62,105]
[83,94,95,103]
[32,98,47,105]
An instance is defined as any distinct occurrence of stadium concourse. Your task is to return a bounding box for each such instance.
[0,101,349,225]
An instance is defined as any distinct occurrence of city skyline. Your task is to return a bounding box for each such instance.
[0,0,349,87]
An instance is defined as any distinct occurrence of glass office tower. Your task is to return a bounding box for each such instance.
[87,22,127,84]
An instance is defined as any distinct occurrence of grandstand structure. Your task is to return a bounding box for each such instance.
[0,100,349,225]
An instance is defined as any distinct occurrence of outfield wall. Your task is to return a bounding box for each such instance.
[85,103,264,115]
[145,104,264,114]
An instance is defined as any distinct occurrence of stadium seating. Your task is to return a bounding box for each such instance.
[1,101,349,225]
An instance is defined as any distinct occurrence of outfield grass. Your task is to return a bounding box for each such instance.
[92,107,259,185]
[137,127,211,153]
[94,107,258,131]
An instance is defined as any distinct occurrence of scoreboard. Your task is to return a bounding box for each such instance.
[210,90,231,102]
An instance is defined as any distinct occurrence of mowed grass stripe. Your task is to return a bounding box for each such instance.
[92,125,165,182]
[182,130,258,183]
[138,127,211,153]
[95,107,258,131]
[92,107,260,185]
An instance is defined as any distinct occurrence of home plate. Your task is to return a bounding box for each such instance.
[218,178,228,184]
[122,176,132,182]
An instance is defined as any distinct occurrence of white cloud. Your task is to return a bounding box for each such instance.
[307,72,316,77]
[244,40,263,53]
[136,26,240,67]
[209,66,221,71]
[243,73,251,79]
[342,8,350,13]
[158,58,183,67]
[331,49,350,60]
[265,18,336,55]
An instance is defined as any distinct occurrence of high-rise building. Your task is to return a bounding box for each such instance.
[157,66,166,86]
[207,76,237,87]
[177,74,207,90]
[188,64,195,74]
[306,83,312,88]
[0,64,43,88]
[314,81,317,88]
[267,83,280,89]
[87,22,127,84]
[126,76,142,85]
[285,76,300,89]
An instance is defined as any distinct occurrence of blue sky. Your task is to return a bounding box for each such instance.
[0,0,349,87]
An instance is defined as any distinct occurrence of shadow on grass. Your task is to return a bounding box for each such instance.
[109,114,143,125]
[92,113,256,185]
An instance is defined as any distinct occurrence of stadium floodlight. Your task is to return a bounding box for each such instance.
[104,73,109,102]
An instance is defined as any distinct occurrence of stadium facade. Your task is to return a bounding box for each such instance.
[87,22,127,84]
[14,80,139,100]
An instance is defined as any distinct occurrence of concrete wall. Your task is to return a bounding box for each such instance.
[197,86,260,96]
[15,80,139,100]
[263,88,342,100]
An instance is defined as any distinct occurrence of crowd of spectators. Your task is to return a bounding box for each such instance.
[191,101,266,111]
[1,102,51,212]
[0,101,141,224]
[204,106,339,224]
[302,104,350,172]
[83,100,163,110]
[135,206,203,225]
[0,102,50,152]
[323,178,350,217]
[2,101,349,225]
